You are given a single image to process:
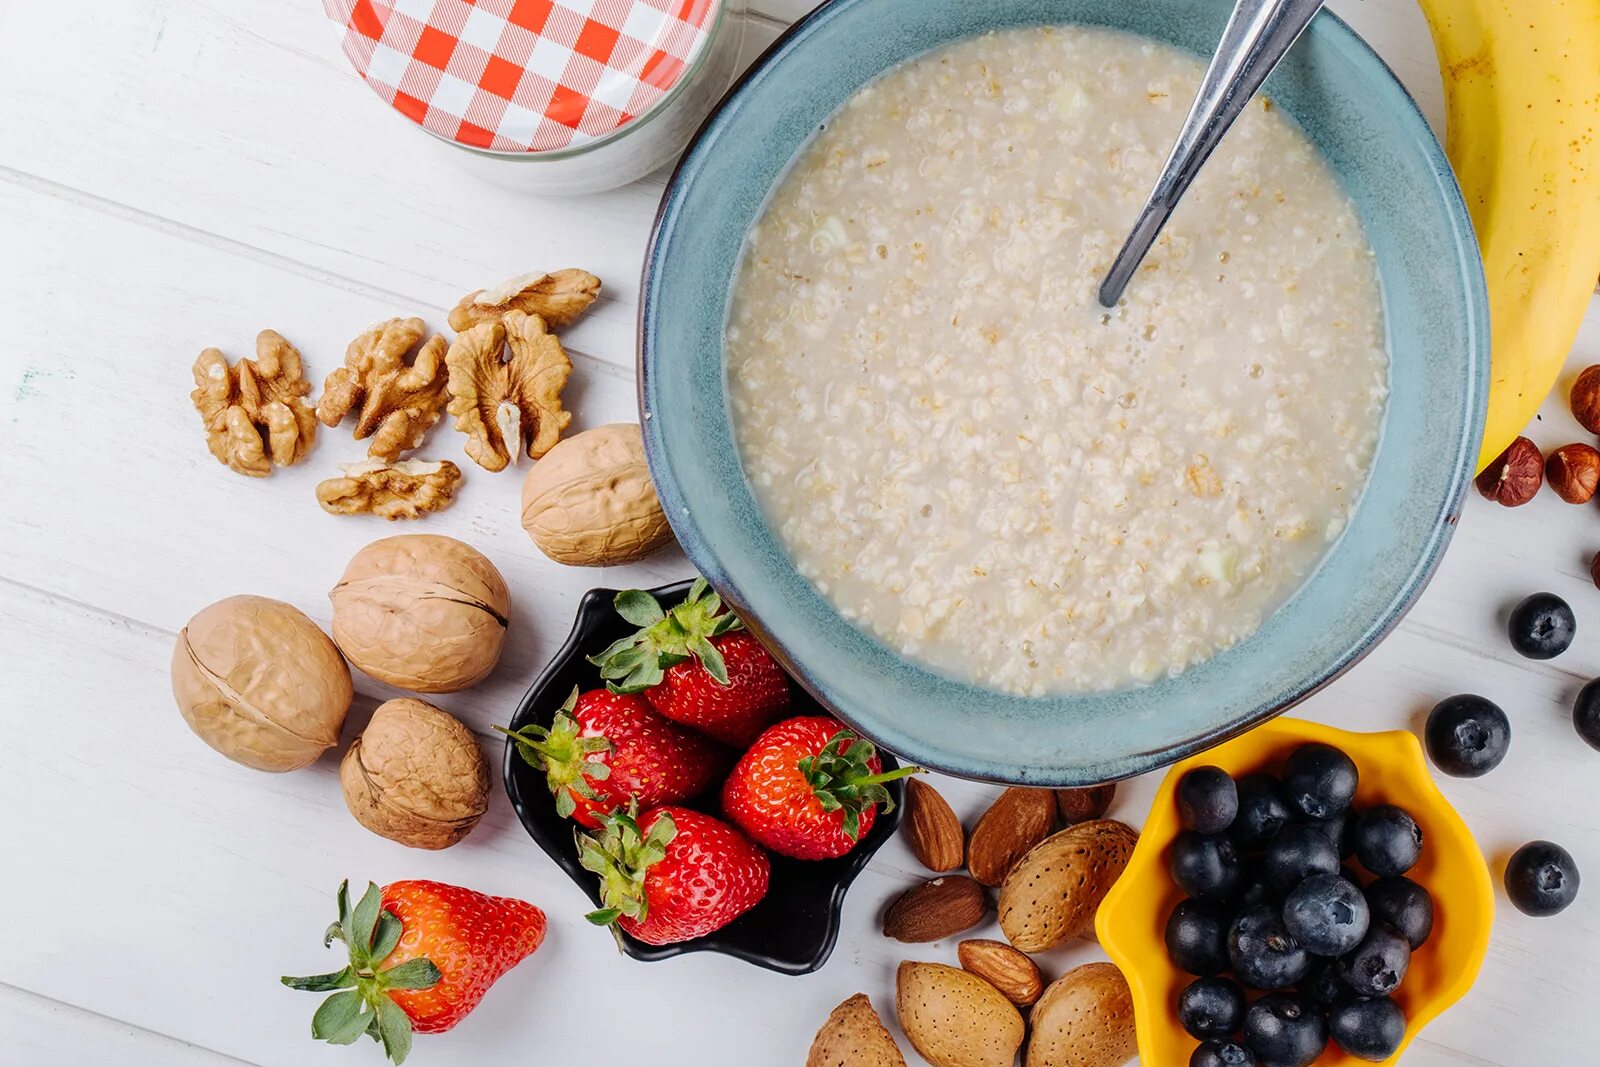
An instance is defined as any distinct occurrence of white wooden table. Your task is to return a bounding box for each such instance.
[3,1,1598,1064]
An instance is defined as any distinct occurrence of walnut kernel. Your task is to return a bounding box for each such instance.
[317,318,450,462]
[316,458,463,520]
[448,268,600,332]
[446,311,573,471]
[1475,436,1543,506]
[191,331,318,477]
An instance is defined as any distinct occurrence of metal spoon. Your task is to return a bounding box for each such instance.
[1097,0,1327,308]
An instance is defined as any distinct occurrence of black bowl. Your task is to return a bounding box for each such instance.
[502,580,905,975]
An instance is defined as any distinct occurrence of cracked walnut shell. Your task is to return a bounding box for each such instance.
[317,458,463,520]
[191,331,318,477]
[520,423,673,565]
[448,268,600,332]
[340,697,489,850]
[317,318,449,462]
[446,311,573,471]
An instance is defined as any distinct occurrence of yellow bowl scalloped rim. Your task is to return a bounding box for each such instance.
[1096,717,1494,1066]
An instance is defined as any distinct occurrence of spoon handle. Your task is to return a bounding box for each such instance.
[1097,0,1326,308]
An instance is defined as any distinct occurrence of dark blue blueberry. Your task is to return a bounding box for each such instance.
[1167,899,1231,976]
[1508,592,1575,659]
[1573,678,1600,752]
[1170,831,1244,901]
[1327,995,1406,1061]
[1339,924,1410,997]
[1352,805,1422,877]
[1307,809,1357,858]
[1233,774,1293,850]
[1282,743,1358,819]
[1191,1040,1258,1067]
[1264,824,1340,890]
[1242,993,1328,1067]
[1228,904,1310,990]
[1505,840,1581,916]
[1300,956,1348,1007]
[1425,694,1511,777]
[1178,976,1247,1039]
[1365,876,1434,948]
[1283,872,1371,956]
[1179,766,1240,834]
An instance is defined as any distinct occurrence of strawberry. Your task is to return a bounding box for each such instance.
[722,716,919,860]
[498,686,729,827]
[579,802,770,945]
[283,880,545,1063]
[589,577,790,746]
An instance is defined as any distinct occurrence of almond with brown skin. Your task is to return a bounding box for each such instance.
[883,876,988,943]
[998,819,1139,952]
[903,778,964,872]
[896,962,1025,1067]
[968,787,1056,886]
[1055,783,1116,825]
[807,993,906,1067]
[958,938,1044,1006]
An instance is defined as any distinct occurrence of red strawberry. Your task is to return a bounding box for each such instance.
[579,803,770,945]
[589,578,790,746]
[498,686,729,827]
[283,880,544,1063]
[722,716,919,860]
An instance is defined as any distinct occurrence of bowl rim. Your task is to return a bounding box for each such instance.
[1095,716,1496,1066]
[500,579,903,975]
[638,0,1489,785]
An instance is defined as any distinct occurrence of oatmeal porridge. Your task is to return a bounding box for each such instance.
[725,26,1388,695]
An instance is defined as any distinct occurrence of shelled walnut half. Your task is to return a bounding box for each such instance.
[317,317,449,462]
[191,330,318,477]
[446,310,573,471]
[316,458,463,520]
[448,268,600,332]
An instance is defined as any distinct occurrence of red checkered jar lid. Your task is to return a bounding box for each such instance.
[325,0,718,153]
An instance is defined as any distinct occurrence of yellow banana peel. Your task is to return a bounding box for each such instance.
[1416,0,1600,470]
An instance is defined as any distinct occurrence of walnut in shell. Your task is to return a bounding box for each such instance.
[329,534,510,693]
[447,268,600,332]
[519,423,673,565]
[191,330,318,477]
[446,311,573,471]
[340,697,489,849]
[316,458,463,521]
[317,318,450,462]
[171,595,352,771]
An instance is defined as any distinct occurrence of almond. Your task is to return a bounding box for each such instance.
[883,876,988,942]
[998,819,1139,952]
[807,993,906,1067]
[1024,962,1136,1067]
[896,961,1025,1067]
[1054,783,1116,825]
[957,938,1044,1006]
[967,787,1056,886]
[902,778,965,872]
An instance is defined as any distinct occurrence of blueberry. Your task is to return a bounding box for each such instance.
[1425,694,1511,777]
[1228,904,1310,989]
[1300,956,1348,1007]
[1508,591,1575,659]
[1233,774,1294,850]
[1283,872,1371,956]
[1191,1040,1258,1067]
[1327,995,1407,1061]
[1282,743,1358,819]
[1179,766,1240,834]
[1573,678,1600,753]
[1339,924,1410,996]
[1352,805,1422,877]
[1505,840,1582,916]
[1235,867,1281,909]
[1171,832,1245,901]
[1307,809,1357,858]
[1242,993,1328,1067]
[1339,864,1364,888]
[1167,899,1231,975]
[1178,976,1247,1039]
[1264,824,1341,889]
[1365,876,1434,948]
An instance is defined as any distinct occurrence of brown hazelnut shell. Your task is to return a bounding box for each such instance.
[340,698,489,849]
[1571,366,1600,434]
[1546,443,1600,504]
[1474,436,1543,506]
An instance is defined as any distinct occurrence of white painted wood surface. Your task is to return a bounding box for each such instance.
[2,1,1596,1064]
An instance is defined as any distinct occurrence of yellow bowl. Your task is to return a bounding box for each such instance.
[1096,717,1493,1066]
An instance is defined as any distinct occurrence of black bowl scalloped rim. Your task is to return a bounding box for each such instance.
[502,579,905,975]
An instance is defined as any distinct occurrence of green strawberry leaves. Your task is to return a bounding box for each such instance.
[495,688,614,818]
[576,802,678,927]
[282,881,442,1065]
[589,578,744,693]
[801,732,923,841]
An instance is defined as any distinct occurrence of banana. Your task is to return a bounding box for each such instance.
[1415,0,1600,471]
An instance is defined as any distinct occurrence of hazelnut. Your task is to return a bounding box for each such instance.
[1572,366,1600,433]
[340,698,489,849]
[1475,436,1543,506]
[1591,550,1600,591]
[1054,783,1116,825]
[1546,443,1600,504]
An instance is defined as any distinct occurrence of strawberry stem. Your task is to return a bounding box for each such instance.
[799,732,923,841]
[588,578,744,693]
[576,801,676,927]
[496,689,613,819]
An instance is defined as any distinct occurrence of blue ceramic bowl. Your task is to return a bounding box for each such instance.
[639,0,1488,785]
